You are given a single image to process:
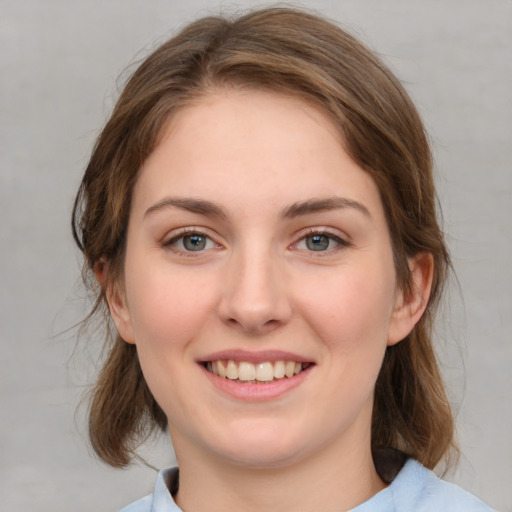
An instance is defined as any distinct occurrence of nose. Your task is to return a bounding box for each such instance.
[217,245,292,335]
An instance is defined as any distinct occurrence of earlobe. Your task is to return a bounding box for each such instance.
[387,252,434,346]
[94,259,136,344]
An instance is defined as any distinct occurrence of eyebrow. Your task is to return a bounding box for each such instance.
[144,197,227,220]
[281,197,371,219]
[144,195,370,220]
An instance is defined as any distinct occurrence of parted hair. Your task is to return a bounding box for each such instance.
[72,7,456,474]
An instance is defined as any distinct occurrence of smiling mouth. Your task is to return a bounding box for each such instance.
[202,360,313,383]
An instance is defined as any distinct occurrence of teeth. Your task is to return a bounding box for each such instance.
[217,361,226,378]
[206,359,309,382]
[256,362,274,382]
[226,360,238,380]
[285,361,295,378]
[274,360,285,379]
[239,362,256,381]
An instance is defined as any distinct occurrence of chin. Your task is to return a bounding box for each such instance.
[204,421,310,469]
[218,444,306,470]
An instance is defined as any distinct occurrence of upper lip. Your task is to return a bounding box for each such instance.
[198,349,314,364]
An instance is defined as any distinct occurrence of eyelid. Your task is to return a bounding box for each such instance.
[161,226,350,253]
[291,227,351,252]
[163,227,223,253]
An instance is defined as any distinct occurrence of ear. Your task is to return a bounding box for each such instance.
[94,260,136,344]
[387,252,434,346]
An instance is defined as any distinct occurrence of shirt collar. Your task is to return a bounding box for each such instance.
[151,467,182,512]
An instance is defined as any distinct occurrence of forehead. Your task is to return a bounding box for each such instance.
[132,89,384,222]
[161,88,344,162]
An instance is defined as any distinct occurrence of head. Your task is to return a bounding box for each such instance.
[73,7,455,474]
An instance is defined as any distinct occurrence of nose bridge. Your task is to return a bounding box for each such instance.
[218,238,291,333]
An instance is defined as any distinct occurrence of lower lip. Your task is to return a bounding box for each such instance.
[200,364,313,401]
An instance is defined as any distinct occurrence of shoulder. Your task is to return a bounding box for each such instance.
[351,459,495,512]
[119,494,153,512]
[389,459,495,512]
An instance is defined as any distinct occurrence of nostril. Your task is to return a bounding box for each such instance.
[217,267,293,333]
[223,315,284,334]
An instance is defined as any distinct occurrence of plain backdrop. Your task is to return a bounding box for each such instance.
[1,0,511,510]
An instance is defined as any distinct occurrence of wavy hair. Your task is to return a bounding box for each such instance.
[73,7,456,474]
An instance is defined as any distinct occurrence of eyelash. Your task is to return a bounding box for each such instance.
[293,229,350,254]
[163,228,350,256]
[163,228,220,256]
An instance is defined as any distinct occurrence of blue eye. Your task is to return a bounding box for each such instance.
[306,234,331,251]
[182,234,208,251]
[296,232,347,252]
[166,232,216,252]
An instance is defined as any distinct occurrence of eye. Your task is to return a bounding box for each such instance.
[165,231,218,252]
[305,234,331,251]
[295,231,348,252]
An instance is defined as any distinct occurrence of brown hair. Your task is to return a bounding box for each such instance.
[73,7,456,473]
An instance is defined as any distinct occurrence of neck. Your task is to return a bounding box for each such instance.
[172,428,385,512]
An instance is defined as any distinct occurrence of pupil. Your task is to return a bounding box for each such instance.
[184,235,206,251]
[306,234,329,251]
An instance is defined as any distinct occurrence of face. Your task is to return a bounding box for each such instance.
[109,89,421,470]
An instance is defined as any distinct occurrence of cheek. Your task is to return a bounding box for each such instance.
[124,259,218,354]
[296,261,396,355]
[122,261,220,417]
[296,266,396,417]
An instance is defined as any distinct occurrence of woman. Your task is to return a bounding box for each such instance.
[72,7,495,511]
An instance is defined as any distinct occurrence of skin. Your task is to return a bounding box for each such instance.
[107,89,432,512]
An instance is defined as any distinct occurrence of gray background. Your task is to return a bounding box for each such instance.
[1,0,510,510]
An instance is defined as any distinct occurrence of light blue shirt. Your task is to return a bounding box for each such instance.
[119,459,495,512]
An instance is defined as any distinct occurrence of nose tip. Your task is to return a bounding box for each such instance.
[217,256,292,334]
[222,306,285,334]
